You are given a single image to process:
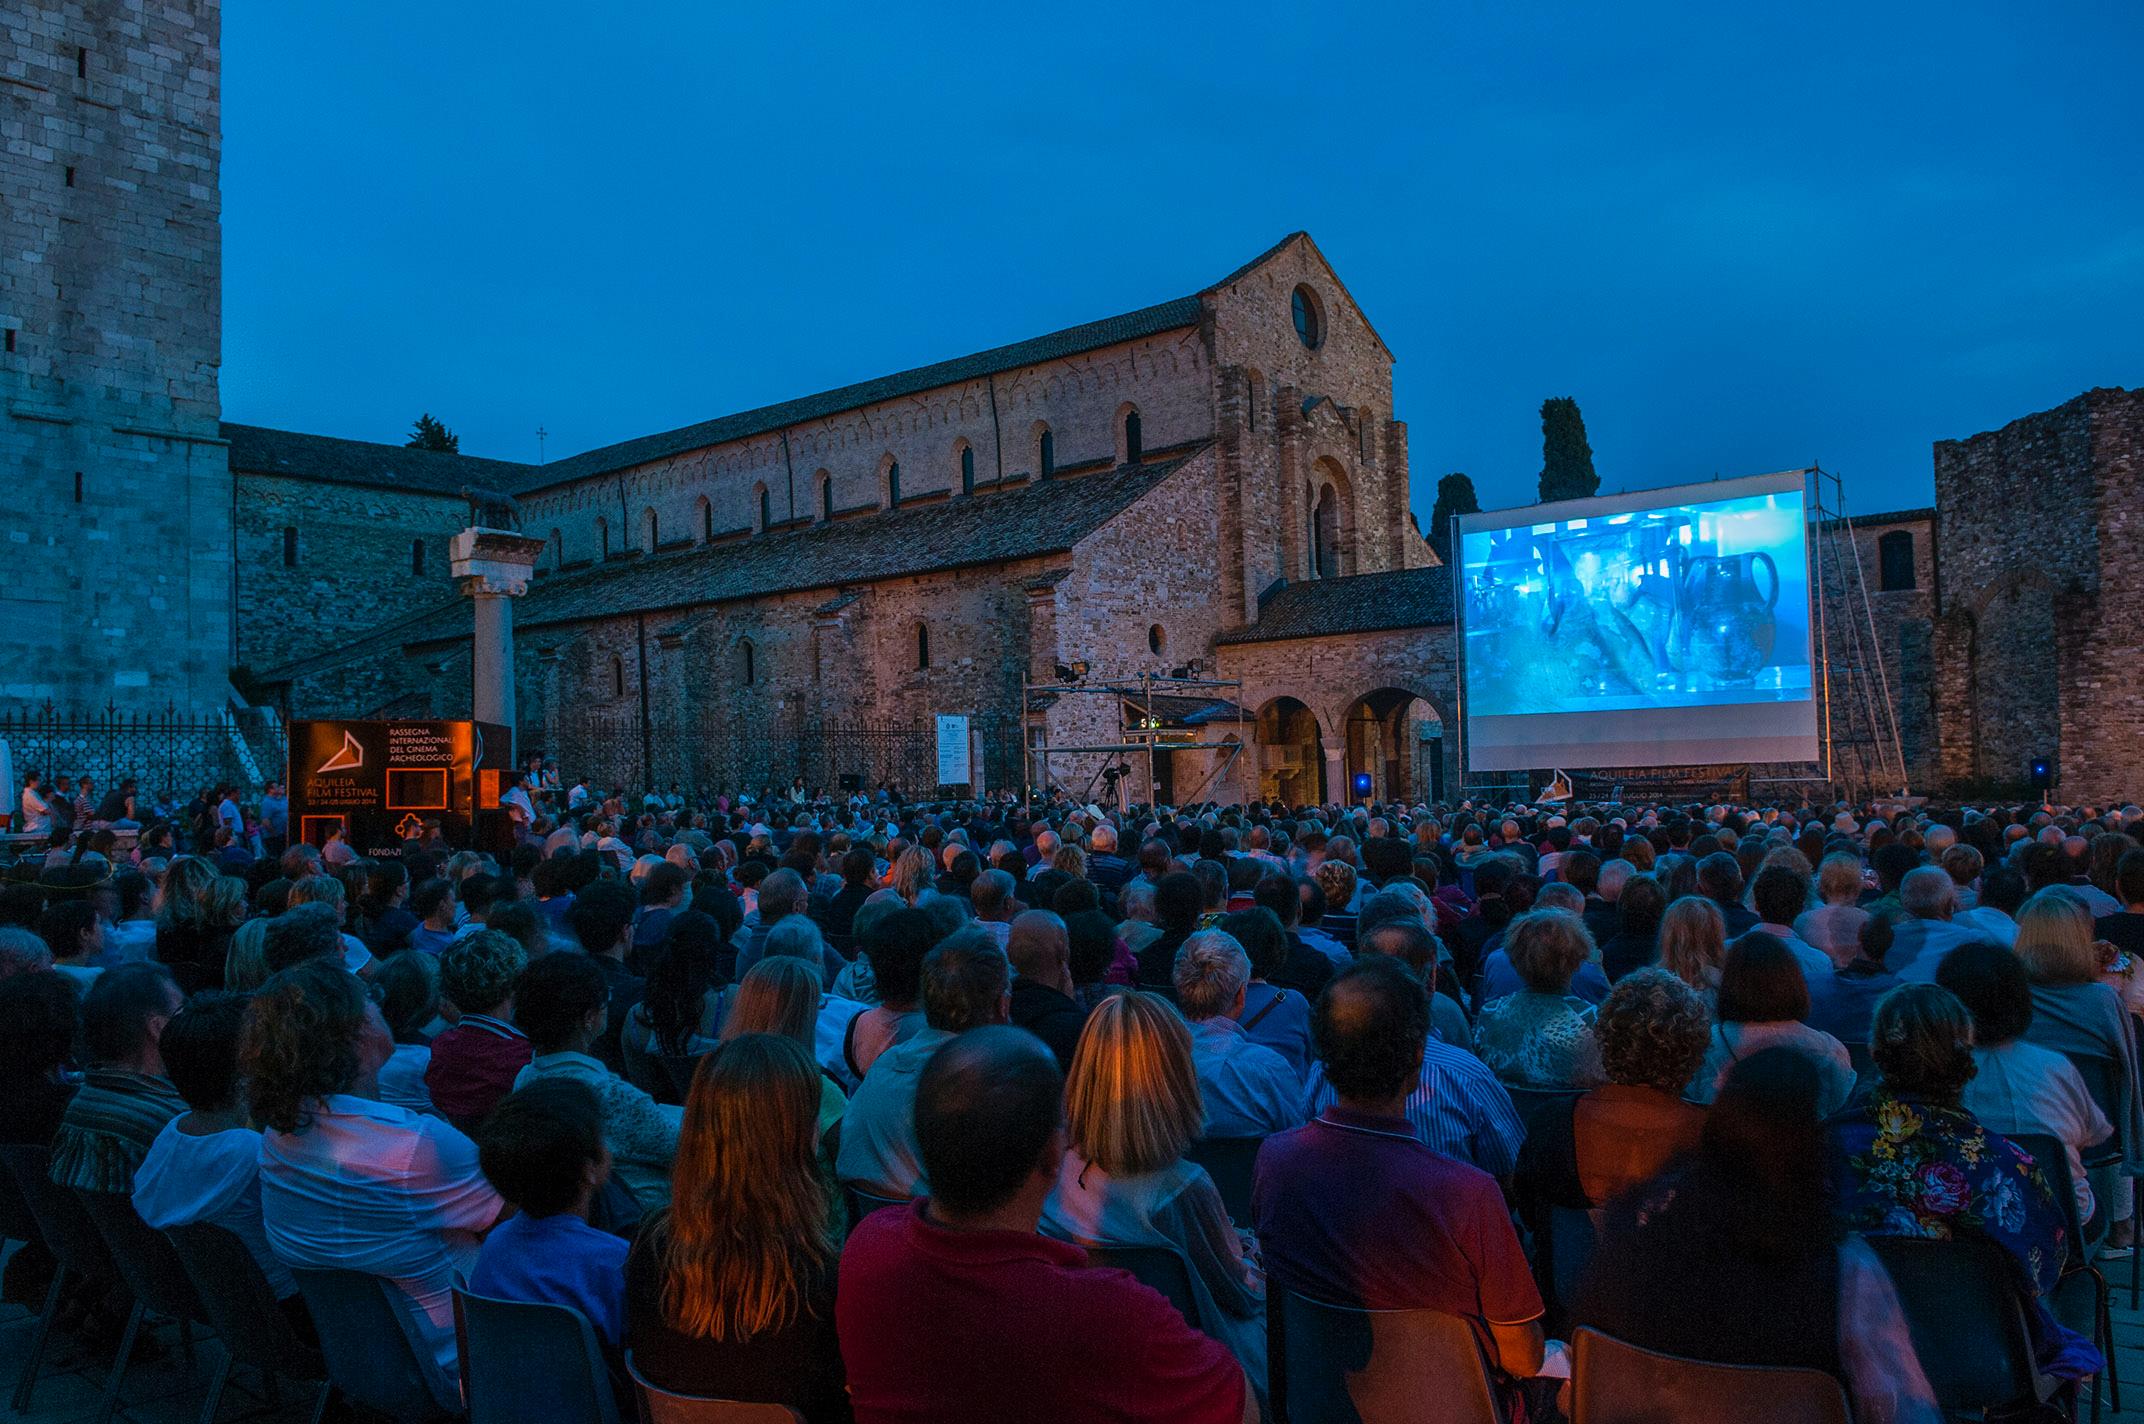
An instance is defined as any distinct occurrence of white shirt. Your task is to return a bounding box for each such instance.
[133,1119,296,1298]
[1957,906,2019,948]
[18,787,51,835]
[259,1094,502,1380]
[1963,1039,2112,1221]
[378,1043,435,1114]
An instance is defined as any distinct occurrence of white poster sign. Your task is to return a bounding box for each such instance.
[935,714,971,786]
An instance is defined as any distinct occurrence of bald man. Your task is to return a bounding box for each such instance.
[1006,909,1087,1070]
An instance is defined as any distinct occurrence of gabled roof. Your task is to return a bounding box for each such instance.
[1201,230,1394,360]
[1216,566,1453,645]
[261,449,1208,682]
[222,423,537,497]
[518,295,1206,492]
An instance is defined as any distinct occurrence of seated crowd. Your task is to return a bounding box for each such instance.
[5,779,2144,1421]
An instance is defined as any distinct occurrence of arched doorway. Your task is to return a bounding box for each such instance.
[1343,689,1445,804]
[1255,697,1325,804]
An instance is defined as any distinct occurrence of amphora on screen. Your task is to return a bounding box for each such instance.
[1674,551,1779,686]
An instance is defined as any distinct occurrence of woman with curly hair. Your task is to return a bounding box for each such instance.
[248,959,506,1387]
[1519,968,1711,1214]
[624,1033,849,1422]
[1831,982,2096,1389]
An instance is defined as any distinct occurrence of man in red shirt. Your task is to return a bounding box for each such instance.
[838,1027,1251,1424]
[1254,957,1545,1379]
[423,929,532,1132]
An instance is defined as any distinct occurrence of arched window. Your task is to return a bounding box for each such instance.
[1878,530,1916,592]
[1122,409,1143,465]
[886,460,902,509]
[550,528,564,569]
[282,526,297,568]
[697,496,713,542]
[642,507,659,552]
[1291,284,1325,349]
[597,517,610,559]
[959,443,975,495]
[610,654,626,699]
[738,638,756,687]
[915,622,931,671]
[820,472,834,521]
[758,484,772,533]
[1038,428,1055,480]
[1313,483,1340,579]
[1148,623,1166,656]
[411,538,426,576]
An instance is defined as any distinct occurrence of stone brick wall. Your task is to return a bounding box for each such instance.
[1814,509,1937,792]
[516,326,1216,573]
[231,472,465,673]
[1933,387,2142,799]
[1,0,228,710]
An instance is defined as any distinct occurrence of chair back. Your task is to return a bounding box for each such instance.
[841,1184,909,1231]
[0,1144,114,1281]
[290,1265,461,1422]
[73,1188,208,1326]
[1184,1136,1262,1225]
[2004,1130,2101,1262]
[625,1353,804,1423]
[1503,1085,1582,1136]
[1080,1243,1203,1333]
[1843,1041,1876,1080]
[2061,1051,2125,1168]
[1866,1234,2038,1417]
[1569,1326,1851,1424]
[454,1285,620,1424]
[163,1220,326,1382]
[1275,1290,1499,1424]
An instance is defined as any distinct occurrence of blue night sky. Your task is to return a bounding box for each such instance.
[221,2,2143,519]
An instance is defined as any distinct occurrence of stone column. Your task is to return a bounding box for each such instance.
[450,527,549,760]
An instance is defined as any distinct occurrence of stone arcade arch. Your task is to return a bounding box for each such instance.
[1342,687,1446,804]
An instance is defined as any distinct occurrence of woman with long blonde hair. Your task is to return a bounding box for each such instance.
[623,1034,849,1422]
[1040,991,1267,1388]
[890,846,934,906]
[721,956,847,1139]
[1658,896,1727,1004]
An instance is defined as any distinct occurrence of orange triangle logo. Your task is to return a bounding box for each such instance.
[318,730,364,773]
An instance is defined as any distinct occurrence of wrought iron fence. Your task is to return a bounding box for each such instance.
[0,702,286,798]
[794,716,1022,798]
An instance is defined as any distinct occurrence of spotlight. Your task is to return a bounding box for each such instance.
[2031,758,2053,797]
[1053,663,1079,682]
[1351,772,1374,798]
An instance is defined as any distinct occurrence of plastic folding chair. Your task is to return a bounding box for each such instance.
[453,1285,619,1424]
[1184,1136,1263,1226]
[163,1220,331,1424]
[625,1352,805,1423]
[840,1183,909,1236]
[0,1142,119,1413]
[1569,1325,1850,1424]
[1867,1234,2048,1420]
[1079,1243,1205,1335]
[289,1265,463,1422]
[2058,1048,2140,1310]
[2008,1131,2115,1421]
[74,1189,210,1424]
[1271,1289,1500,1424]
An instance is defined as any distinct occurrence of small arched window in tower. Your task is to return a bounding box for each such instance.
[887,461,902,509]
[1148,623,1166,656]
[1313,484,1340,579]
[915,622,931,671]
[282,526,297,568]
[73,471,83,503]
[738,638,756,687]
[1038,428,1055,480]
[1878,530,1917,592]
[1123,409,1143,465]
[411,538,426,576]
[610,654,626,699]
[959,444,975,495]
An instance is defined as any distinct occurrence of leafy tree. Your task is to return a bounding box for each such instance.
[407,412,459,453]
[1427,472,1479,562]
[1537,396,1598,503]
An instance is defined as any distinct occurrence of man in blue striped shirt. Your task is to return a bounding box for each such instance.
[1302,1000,1527,1177]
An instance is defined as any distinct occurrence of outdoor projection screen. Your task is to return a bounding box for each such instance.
[1457,470,1820,772]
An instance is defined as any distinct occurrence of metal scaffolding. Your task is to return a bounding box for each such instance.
[1020,669,1250,810]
